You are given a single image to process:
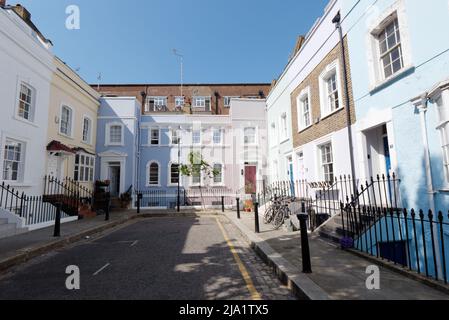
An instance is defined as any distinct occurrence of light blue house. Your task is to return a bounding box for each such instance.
[342,0,449,281]
[95,97,141,198]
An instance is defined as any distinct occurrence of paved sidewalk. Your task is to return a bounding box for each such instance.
[224,211,449,300]
[0,211,139,272]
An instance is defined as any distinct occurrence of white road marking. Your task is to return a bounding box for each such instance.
[93,263,110,276]
[130,240,139,247]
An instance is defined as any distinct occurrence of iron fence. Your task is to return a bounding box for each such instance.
[339,174,449,284]
[0,182,69,226]
[134,188,236,209]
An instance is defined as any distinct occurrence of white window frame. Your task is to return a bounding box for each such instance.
[16,82,36,123]
[168,162,180,186]
[432,87,449,187]
[192,96,211,111]
[191,164,202,186]
[224,96,239,108]
[82,115,93,145]
[2,138,25,182]
[318,142,334,183]
[212,128,223,145]
[192,129,202,145]
[59,104,74,137]
[244,127,257,145]
[149,127,160,146]
[146,96,167,112]
[146,161,161,187]
[377,17,403,80]
[297,87,312,132]
[270,122,277,147]
[212,163,224,186]
[170,128,181,145]
[175,96,185,108]
[280,113,288,141]
[105,122,124,146]
[319,60,342,119]
[74,153,95,182]
[366,0,412,89]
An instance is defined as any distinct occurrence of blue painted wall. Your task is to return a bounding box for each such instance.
[341,0,449,282]
[95,97,140,193]
[343,0,449,211]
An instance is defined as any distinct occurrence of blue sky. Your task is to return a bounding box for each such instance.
[17,0,329,84]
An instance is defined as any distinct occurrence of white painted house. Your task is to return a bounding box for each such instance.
[0,4,56,238]
[0,4,54,196]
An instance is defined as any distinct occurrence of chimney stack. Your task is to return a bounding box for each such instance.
[0,0,6,7]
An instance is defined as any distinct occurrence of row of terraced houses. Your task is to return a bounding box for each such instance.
[2,0,449,283]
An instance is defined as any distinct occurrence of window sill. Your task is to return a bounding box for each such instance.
[320,107,344,122]
[58,132,74,140]
[146,184,161,188]
[168,183,182,187]
[105,143,124,147]
[13,116,38,128]
[279,138,289,145]
[3,181,34,188]
[369,66,415,94]
[81,140,94,148]
[298,124,313,134]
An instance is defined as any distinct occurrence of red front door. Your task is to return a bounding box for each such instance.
[244,165,257,194]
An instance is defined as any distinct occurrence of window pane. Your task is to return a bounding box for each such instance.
[171,164,179,184]
[193,130,201,144]
[151,129,159,144]
[149,163,159,184]
[244,128,256,144]
[18,84,32,120]
[110,125,122,143]
[213,164,222,183]
[3,140,23,181]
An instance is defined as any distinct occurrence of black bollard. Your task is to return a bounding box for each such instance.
[105,202,110,221]
[236,198,241,219]
[298,213,312,273]
[221,196,225,212]
[254,201,260,233]
[137,193,142,214]
[53,203,61,237]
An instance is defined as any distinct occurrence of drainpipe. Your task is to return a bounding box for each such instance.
[214,91,219,114]
[414,94,442,278]
[333,12,357,192]
[138,90,147,193]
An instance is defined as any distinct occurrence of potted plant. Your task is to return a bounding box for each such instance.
[243,199,253,212]
[95,180,110,187]
[119,192,132,209]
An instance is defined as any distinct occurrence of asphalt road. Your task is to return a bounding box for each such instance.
[0,216,296,300]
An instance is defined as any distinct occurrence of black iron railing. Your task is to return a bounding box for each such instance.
[43,176,93,215]
[134,188,236,209]
[0,182,70,226]
[0,182,25,215]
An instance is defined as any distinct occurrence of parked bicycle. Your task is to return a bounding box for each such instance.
[264,195,296,230]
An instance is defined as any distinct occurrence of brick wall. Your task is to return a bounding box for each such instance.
[290,37,356,148]
[94,84,271,115]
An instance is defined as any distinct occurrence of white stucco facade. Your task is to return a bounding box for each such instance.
[0,7,54,195]
[266,0,345,184]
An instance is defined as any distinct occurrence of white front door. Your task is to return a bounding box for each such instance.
[47,154,64,180]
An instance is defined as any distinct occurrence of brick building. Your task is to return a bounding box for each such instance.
[290,37,356,184]
[94,83,271,115]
